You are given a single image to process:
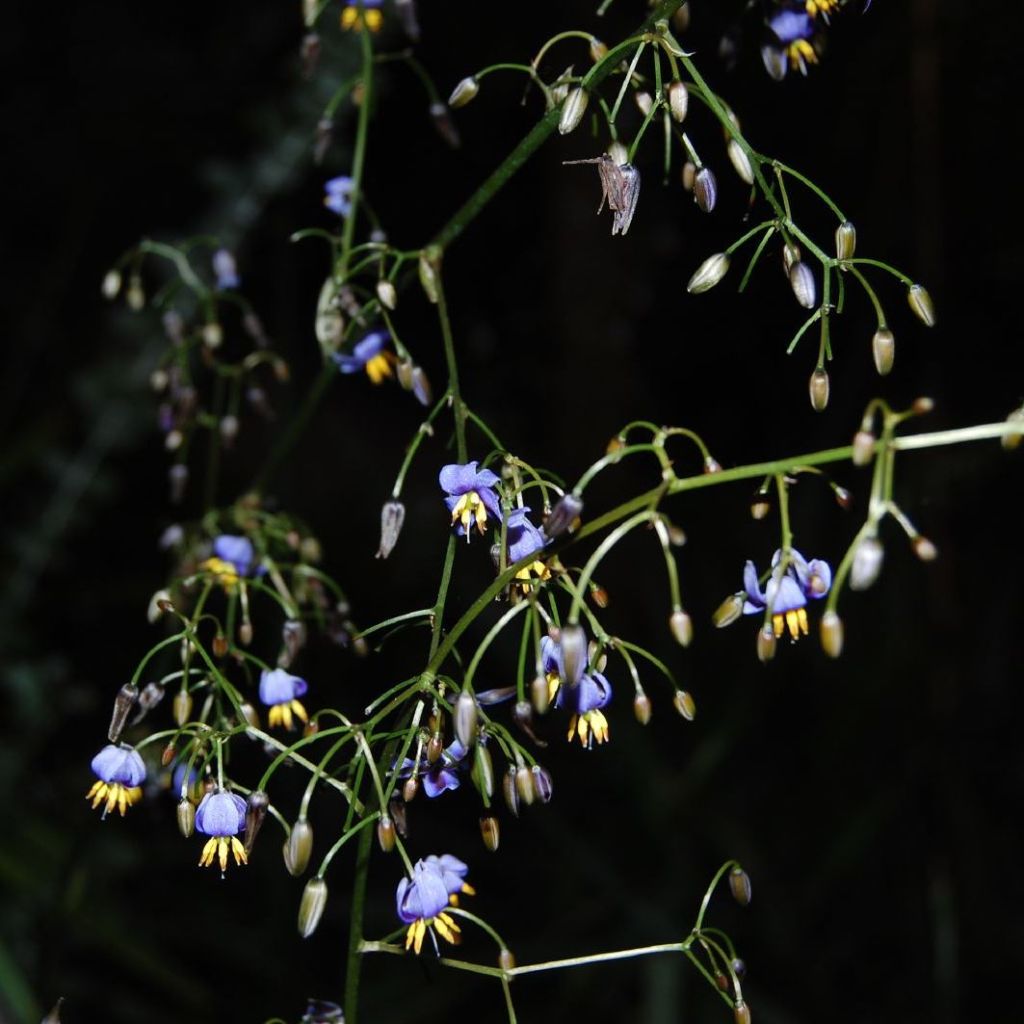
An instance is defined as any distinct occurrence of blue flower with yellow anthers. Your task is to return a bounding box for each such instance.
[341,0,384,32]
[324,176,354,217]
[400,738,468,798]
[541,635,613,748]
[506,507,551,591]
[805,0,840,18]
[195,790,248,872]
[86,744,146,817]
[742,547,832,640]
[200,534,259,592]
[259,668,309,730]
[396,854,475,955]
[440,462,502,539]
[332,330,397,385]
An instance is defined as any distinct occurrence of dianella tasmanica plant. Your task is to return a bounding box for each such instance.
[88,2,1022,1023]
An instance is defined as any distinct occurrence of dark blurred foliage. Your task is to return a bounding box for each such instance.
[2,1,1023,1023]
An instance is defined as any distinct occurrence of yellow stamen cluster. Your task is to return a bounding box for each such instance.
[405,911,461,955]
[365,351,397,384]
[199,835,248,872]
[568,709,610,748]
[200,556,240,592]
[805,0,839,16]
[86,781,142,817]
[450,491,489,537]
[786,39,819,72]
[771,606,809,640]
[267,699,309,731]
[341,6,383,32]
[514,560,551,594]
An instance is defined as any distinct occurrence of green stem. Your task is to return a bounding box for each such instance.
[343,823,374,1024]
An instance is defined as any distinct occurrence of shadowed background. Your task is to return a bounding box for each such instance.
[2,2,1022,1023]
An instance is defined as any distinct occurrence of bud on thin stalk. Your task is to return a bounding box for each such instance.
[515,765,535,806]
[789,261,816,309]
[479,815,500,851]
[669,609,693,647]
[177,798,195,838]
[101,269,122,299]
[503,766,520,817]
[418,250,440,304]
[713,593,745,628]
[913,536,938,562]
[907,283,936,326]
[687,253,730,294]
[499,948,516,971]
[835,220,857,260]
[850,536,884,591]
[448,76,479,109]
[681,160,696,191]
[244,791,269,854]
[376,280,397,310]
[298,878,328,938]
[633,693,652,725]
[108,683,139,743]
[544,493,583,538]
[376,500,406,559]
[734,1001,752,1024]
[819,610,844,658]
[872,328,895,375]
[672,690,696,721]
[693,167,717,212]
[472,744,495,800]
[284,819,314,876]
[727,139,754,185]
[782,243,801,276]
[558,624,587,685]
[411,366,432,406]
[756,627,776,662]
[376,815,396,852]
[729,866,753,905]
[667,81,689,123]
[589,36,608,62]
[530,674,550,715]
[809,368,830,412]
[558,88,589,135]
[852,430,876,466]
[172,690,192,727]
[455,690,479,748]
[531,764,554,803]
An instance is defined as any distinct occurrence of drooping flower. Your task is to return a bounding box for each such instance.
[324,176,354,217]
[396,855,474,954]
[541,635,613,748]
[212,249,240,290]
[86,744,147,817]
[341,0,384,32]
[171,761,203,803]
[399,738,468,798]
[196,790,248,871]
[439,462,502,539]
[332,330,397,385]
[742,547,832,640]
[259,668,309,730]
[506,507,551,591]
[201,534,258,591]
[762,5,820,78]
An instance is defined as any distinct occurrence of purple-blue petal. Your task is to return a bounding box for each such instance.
[508,510,545,562]
[806,558,832,598]
[333,353,365,374]
[91,744,147,787]
[474,468,500,489]
[195,791,246,837]
[476,486,502,522]
[352,331,389,362]
[425,854,470,895]
[423,766,460,798]
[557,672,612,714]
[540,635,562,676]
[213,534,255,575]
[766,575,807,613]
[439,462,480,496]
[743,560,765,610]
[396,860,451,922]
[259,668,308,706]
[769,9,814,43]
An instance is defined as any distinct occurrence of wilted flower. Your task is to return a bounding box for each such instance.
[742,548,832,640]
[396,854,475,954]
[259,668,309,730]
[506,507,550,590]
[332,330,397,384]
[86,744,147,817]
[541,635,612,747]
[212,249,240,290]
[340,0,383,33]
[324,175,354,217]
[196,790,248,871]
[440,461,502,539]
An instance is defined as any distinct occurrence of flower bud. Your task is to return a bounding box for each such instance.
[809,368,830,412]
[731,957,747,979]
[756,626,776,662]
[672,690,696,721]
[531,764,554,803]
[912,396,934,416]
[907,283,936,326]
[558,87,589,135]
[713,593,744,628]
[693,167,717,212]
[411,366,432,406]
[852,430,876,466]
[479,815,500,851]
[667,81,689,123]
[515,764,535,806]
[101,269,122,299]
[819,610,844,658]
[687,253,730,294]
[376,280,397,310]
[832,220,856,261]
[177,798,195,838]
[42,999,64,1024]
[589,584,609,608]
[669,609,693,647]
[833,486,852,510]
[212,633,229,658]
[472,744,495,800]
[558,623,587,685]
[503,766,520,817]
[448,76,479,108]
[126,275,145,311]
[499,948,516,971]
[913,535,938,562]
[850,536,884,591]
[377,815,396,852]
[734,1001,751,1024]
[751,495,771,520]
[201,322,223,349]
[244,790,269,854]
[633,693,652,725]
[633,91,653,117]
[672,3,690,31]
[789,261,817,309]
[782,242,801,276]
[727,139,754,185]
[403,776,419,802]
[513,700,533,732]
[426,732,443,764]
[543,493,583,538]
[606,141,628,167]
[429,102,460,148]
[681,160,696,191]
[729,866,752,906]
[298,877,328,938]
[376,500,406,559]
[872,328,895,376]
[455,690,479,748]
[108,683,139,744]
[530,675,550,715]
[389,796,408,837]
[161,741,176,766]
[418,248,440,304]
[1001,407,1024,450]
[172,690,192,727]
[238,622,254,646]
[284,819,314,876]
[589,36,607,62]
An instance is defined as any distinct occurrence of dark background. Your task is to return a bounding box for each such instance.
[2,2,1022,1023]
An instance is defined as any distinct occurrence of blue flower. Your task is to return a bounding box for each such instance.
[395,854,474,954]
[341,0,384,32]
[324,176,354,217]
[212,249,240,290]
[742,547,832,640]
[201,534,259,591]
[541,635,613,747]
[195,790,248,871]
[259,668,309,731]
[332,330,397,384]
[87,744,147,817]
[440,461,502,539]
[506,507,551,590]
[400,738,468,798]
[171,761,202,803]
[763,4,821,77]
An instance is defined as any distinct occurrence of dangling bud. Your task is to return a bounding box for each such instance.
[558,624,587,685]
[558,88,589,135]
[833,486,853,510]
[377,815,396,852]
[850,536,884,591]
[713,593,745,628]
[809,368,830,412]
[402,776,419,802]
[172,690,193,727]
[687,253,730,294]
[633,693,652,725]
[177,798,195,838]
[667,81,689,123]
[672,3,690,31]
[589,584,609,608]
[729,866,753,905]
[376,280,397,310]
[503,766,520,817]
[543,493,583,538]
[782,242,801,276]
[819,610,844,658]
[530,675,550,715]
[789,261,817,309]
[479,815,500,852]
[852,430,876,466]
[126,274,146,311]
[108,683,138,743]
[589,36,608,63]
[693,168,717,212]
[531,764,554,803]
[455,690,479,748]
[244,790,269,854]
[835,220,857,260]
[499,948,516,972]
[756,626,776,663]
[429,102,461,148]
[515,764,535,806]
[201,322,223,350]
[411,366,432,406]
[912,396,935,416]
[513,700,533,732]
[734,1001,752,1024]
[634,91,653,117]
[238,622,254,647]
[606,141,628,167]
[298,877,328,938]
[1001,407,1024,451]
[681,160,697,191]
[872,328,895,376]
[426,732,443,764]
[913,535,938,562]
[418,248,441,304]
[284,819,314,876]
[726,139,754,185]
[472,744,495,800]
[907,283,936,326]
[376,500,406,559]
[672,690,696,721]
[448,76,479,108]
[212,633,229,658]
[669,609,693,647]
[731,958,747,979]
[101,269,122,299]
[751,494,771,520]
